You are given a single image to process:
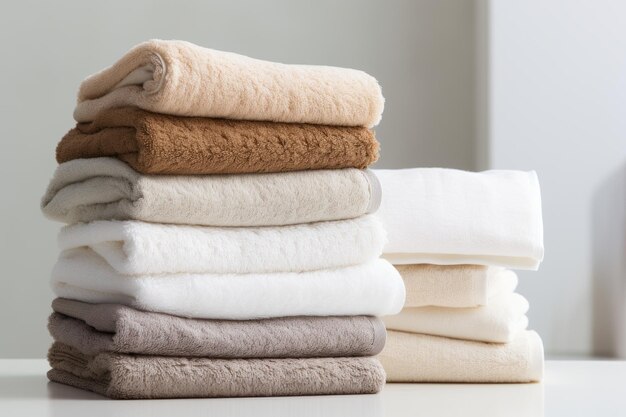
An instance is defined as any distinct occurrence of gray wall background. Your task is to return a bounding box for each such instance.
[0,0,477,357]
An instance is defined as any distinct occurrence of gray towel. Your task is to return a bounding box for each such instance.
[48,342,386,399]
[49,298,387,357]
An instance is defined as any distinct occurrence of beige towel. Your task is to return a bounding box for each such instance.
[48,342,386,399]
[383,292,529,343]
[380,330,544,383]
[398,264,518,307]
[74,40,384,127]
[42,158,380,226]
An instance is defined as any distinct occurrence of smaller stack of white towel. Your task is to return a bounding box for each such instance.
[374,168,545,383]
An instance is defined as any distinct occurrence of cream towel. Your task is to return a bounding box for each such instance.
[57,216,384,275]
[73,39,384,127]
[52,249,406,320]
[380,330,544,382]
[42,158,380,226]
[398,264,518,307]
[373,168,544,270]
[383,292,529,343]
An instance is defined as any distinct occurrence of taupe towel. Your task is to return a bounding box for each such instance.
[48,343,386,399]
[49,298,386,358]
[57,108,379,175]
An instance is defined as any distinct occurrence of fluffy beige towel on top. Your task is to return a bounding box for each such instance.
[74,39,384,126]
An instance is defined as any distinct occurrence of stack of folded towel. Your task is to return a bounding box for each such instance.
[373,168,545,383]
[41,40,406,399]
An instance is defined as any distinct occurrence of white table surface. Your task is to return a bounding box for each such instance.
[0,359,623,416]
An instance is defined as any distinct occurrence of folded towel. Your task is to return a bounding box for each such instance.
[73,40,384,127]
[57,216,384,275]
[384,292,528,343]
[380,330,544,383]
[58,108,379,175]
[48,343,386,399]
[373,168,544,270]
[42,158,380,226]
[52,250,405,319]
[48,299,386,357]
[398,264,518,308]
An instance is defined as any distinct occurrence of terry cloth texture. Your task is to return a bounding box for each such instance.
[374,168,544,270]
[73,40,384,127]
[52,251,406,319]
[74,40,385,127]
[42,158,380,226]
[48,343,386,399]
[383,292,529,343]
[398,265,518,308]
[49,299,386,357]
[380,330,544,383]
[57,216,385,275]
[57,108,379,175]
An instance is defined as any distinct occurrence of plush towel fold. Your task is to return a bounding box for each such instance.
[398,264,518,308]
[73,39,384,127]
[380,330,544,383]
[42,158,380,226]
[48,299,386,357]
[57,216,384,275]
[52,250,405,319]
[48,343,385,399]
[58,108,379,175]
[384,292,528,343]
[373,168,544,270]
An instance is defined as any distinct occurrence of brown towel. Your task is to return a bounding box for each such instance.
[56,107,379,175]
[48,298,386,358]
[48,343,386,399]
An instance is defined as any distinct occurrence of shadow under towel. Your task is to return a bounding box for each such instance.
[48,343,386,399]
[48,298,386,358]
[57,108,379,175]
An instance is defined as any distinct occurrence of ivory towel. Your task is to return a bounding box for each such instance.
[384,292,529,343]
[48,299,386,357]
[73,39,384,127]
[398,264,518,308]
[374,168,544,270]
[380,330,543,383]
[42,158,380,226]
[57,216,385,275]
[52,250,405,319]
[48,343,386,399]
[58,108,379,175]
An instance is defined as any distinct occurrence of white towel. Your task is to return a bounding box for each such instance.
[380,330,544,382]
[51,249,406,320]
[383,292,529,343]
[57,216,385,275]
[373,168,544,270]
[397,264,518,308]
[42,158,380,226]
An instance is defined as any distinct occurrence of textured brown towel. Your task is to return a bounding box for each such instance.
[48,298,386,358]
[48,343,386,399]
[56,108,379,175]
